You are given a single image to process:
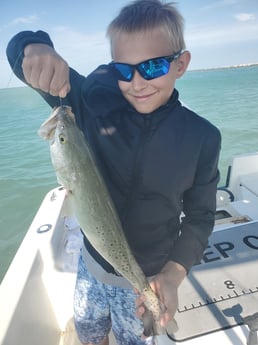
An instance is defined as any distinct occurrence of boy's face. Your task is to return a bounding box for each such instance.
[111,28,189,114]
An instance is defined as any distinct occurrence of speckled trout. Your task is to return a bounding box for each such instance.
[38,105,178,337]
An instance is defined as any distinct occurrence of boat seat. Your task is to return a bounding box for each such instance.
[240,172,258,197]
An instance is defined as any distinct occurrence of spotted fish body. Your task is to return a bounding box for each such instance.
[38,106,178,337]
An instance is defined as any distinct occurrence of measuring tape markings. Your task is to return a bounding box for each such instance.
[178,286,258,313]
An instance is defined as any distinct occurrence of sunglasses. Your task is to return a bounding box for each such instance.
[110,50,183,82]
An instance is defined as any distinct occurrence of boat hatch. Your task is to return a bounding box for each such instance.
[215,210,232,220]
[215,210,251,226]
[172,221,258,342]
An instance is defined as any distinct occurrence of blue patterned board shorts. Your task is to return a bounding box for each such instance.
[74,255,154,345]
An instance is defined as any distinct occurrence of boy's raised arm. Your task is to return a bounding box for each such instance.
[6,31,70,98]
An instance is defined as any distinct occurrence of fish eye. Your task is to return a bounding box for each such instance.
[59,134,66,144]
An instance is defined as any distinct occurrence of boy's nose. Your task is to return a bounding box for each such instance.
[131,70,148,91]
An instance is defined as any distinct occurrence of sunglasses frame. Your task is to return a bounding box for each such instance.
[110,50,183,82]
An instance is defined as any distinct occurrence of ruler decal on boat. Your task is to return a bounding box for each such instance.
[173,222,258,341]
[178,286,258,312]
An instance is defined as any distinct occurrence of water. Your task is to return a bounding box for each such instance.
[0,65,258,281]
[0,88,56,281]
[177,65,258,179]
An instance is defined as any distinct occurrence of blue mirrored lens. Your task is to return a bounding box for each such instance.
[113,64,134,81]
[138,58,170,80]
[112,56,173,81]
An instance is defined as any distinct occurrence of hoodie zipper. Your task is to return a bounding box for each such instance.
[121,116,152,225]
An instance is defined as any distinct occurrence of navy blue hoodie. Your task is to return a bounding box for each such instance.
[6,31,221,276]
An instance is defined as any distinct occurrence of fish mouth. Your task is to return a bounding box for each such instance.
[57,106,76,123]
[38,105,77,142]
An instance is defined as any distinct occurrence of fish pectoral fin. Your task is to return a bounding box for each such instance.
[65,189,73,197]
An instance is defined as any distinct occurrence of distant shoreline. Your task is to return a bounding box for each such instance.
[189,62,258,72]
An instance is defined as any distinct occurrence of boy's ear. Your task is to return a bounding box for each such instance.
[176,50,191,78]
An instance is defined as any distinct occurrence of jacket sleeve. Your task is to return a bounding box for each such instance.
[169,125,221,271]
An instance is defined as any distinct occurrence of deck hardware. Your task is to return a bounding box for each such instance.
[243,313,258,345]
[37,224,52,233]
[50,192,57,201]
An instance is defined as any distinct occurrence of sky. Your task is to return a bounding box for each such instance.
[1,0,258,88]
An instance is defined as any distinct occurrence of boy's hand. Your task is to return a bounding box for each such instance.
[136,261,186,329]
[22,43,71,98]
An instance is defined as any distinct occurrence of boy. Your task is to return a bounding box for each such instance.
[6,0,221,344]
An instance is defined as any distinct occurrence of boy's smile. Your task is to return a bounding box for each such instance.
[111,28,190,114]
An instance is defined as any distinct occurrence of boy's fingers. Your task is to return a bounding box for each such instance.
[135,294,146,305]
[135,291,147,319]
[160,311,171,327]
[49,61,70,96]
[59,82,71,98]
[136,305,146,318]
[38,68,55,93]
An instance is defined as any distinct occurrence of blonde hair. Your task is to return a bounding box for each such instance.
[107,0,185,53]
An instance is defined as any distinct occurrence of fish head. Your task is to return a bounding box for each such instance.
[38,106,82,191]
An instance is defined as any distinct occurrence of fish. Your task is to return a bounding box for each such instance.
[38,105,178,338]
